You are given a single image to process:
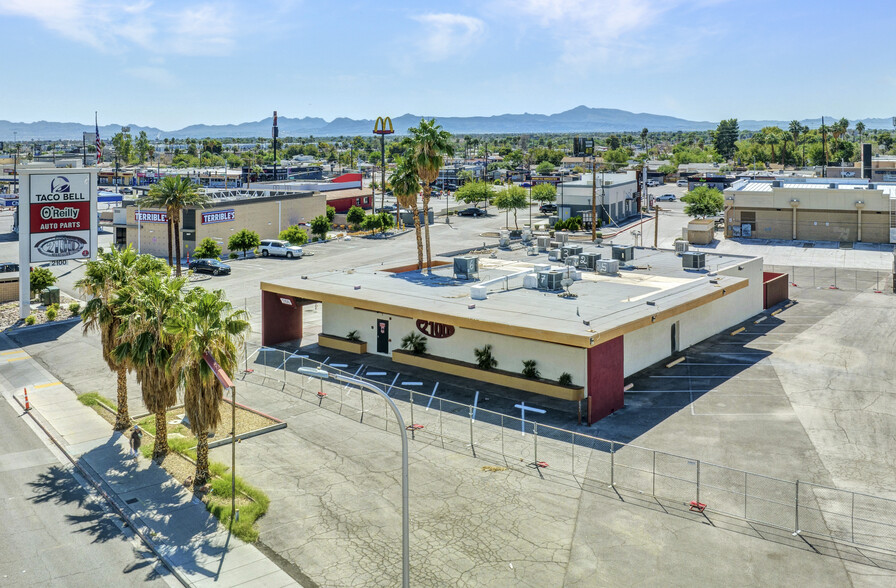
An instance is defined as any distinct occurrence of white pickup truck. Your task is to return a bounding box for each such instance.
[259,239,304,258]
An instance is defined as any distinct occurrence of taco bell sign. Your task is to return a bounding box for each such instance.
[19,169,98,318]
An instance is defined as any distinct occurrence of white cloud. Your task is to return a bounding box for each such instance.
[412,13,485,61]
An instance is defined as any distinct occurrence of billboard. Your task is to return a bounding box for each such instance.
[26,172,96,262]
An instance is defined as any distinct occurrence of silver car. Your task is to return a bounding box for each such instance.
[259,239,304,258]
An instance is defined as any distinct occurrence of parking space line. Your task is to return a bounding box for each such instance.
[426,382,439,410]
[650,375,777,379]
[401,381,423,386]
[331,363,348,368]
[321,357,330,366]
[386,373,400,396]
[677,362,768,366]
[366,371,387,376]
[472,391,479,420]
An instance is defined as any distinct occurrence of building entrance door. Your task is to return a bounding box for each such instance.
[376,319,389,353]
[671,321,680,354]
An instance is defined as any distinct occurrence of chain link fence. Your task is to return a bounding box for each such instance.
[766,264,894,293]
[239,345,896,554]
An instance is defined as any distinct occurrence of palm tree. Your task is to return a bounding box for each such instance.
[855,121,865,143]
[141,176,209,276]
[408,119,454,272]
[114,273,187,459]
[390,157,423,269]
[76,246,168,431]
[165,288,249,486]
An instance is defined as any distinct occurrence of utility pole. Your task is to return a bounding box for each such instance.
[654,205,660,248]
[591,154,597,241]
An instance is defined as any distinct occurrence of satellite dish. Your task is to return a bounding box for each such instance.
[561,278,573,288]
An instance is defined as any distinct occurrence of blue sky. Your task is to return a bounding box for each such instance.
[2,0,894,130]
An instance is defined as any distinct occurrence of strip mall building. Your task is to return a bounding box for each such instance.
[259,247,786,424]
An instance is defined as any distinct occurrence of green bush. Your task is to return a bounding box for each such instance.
[228,252,239,260]
[46,307,58,321]
[400,332,428,355]
[558,372,573,386]
[474,344,497,370]
[193,237,223,259]
[522,360,540,379]
[25,315,36,326]
[346,330,361,342]
[29,267,57,296]
[279,225,309,246]
[68,302,81,314]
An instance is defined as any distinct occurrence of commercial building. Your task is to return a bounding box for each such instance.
[555,172,640,225]
[113,187,324,257]
[259,246,782,424]
[723,178,896,243]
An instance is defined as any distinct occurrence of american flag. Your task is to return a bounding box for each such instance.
[95,113,102,164]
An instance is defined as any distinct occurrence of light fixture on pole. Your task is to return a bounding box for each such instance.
[373,117,395,214]
[298,367,410,588]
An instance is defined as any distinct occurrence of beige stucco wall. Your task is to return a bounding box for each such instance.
[321,303,588,387]
[622,257,763,376]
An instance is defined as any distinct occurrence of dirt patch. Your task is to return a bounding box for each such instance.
[134,400,282,442]
[0,294,83,331]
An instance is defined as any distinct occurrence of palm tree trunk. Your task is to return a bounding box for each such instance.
[166,218,173,267]
[194,432,210,486]
[411,202,423,270]
[113,367,130,431]
[153,408,169,459]
[422,192,432,272]
[174,217,182,277]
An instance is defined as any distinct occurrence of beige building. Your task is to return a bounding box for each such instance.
[723,178,896,243]
[114,188,325,259]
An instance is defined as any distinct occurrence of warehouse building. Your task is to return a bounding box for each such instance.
[259,246,782,424]
[113,187,324,258]
[723,177,896,243]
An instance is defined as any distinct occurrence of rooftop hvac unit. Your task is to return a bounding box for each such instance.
[596,259,620,275]
[537,236,551,251]
[612,245,634,262]
[537,270,564,291]
[674,241,689,254]
[578,252,601,270]
[548,249,562,261]
[453,256,479,280]
[562,244,583,258]
[498,236,510,247]
[555,232,569,244]
[681,251,706,269]
[566,255,579,266]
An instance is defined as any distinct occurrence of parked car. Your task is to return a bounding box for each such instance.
[120,187,133,194]
[0,262,19,273]
[656,194,676,202]
[188,258,231,276]
[539,203,558,214]
[647,179,661,187]
[457,207,486,217]
[677,178,689,187]
[375,205,397,213]
[259,239,304,258]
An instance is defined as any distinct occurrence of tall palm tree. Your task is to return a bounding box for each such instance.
[408,119,454,272]
[76,246,168,431]
[165,288,249,486]
[141,176,209,276]
[114,273,187,459]
[390,157,423,269]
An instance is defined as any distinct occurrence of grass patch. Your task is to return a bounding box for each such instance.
[138,435,197,461]
[77,391,117,410]
[206,469,271,543]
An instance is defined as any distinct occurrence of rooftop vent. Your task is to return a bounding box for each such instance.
[612,245,634,262]
[453,256,479,280]
[681,251,706,269]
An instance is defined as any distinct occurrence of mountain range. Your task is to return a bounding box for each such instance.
[1,106,892,141]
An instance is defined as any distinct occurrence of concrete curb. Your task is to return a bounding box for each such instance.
[2,316,81,334]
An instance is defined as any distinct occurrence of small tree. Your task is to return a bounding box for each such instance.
[493,185,529,229]
[346,205,366,230]
[531,183,557,204]
[474,344,497,370]
[279,224,309,246]
[360,213,382,234]
[535,161,555,175]
[310,215,330,241]
[192,238,222,259]
[30,267,56,297]
[377,211,395,232]
[455,180,494,208]
[681,186,724,218]
[228,229,260,258]
[400,332,428,355]
[326,205,336,222]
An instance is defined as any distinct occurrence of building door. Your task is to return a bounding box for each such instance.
[376,319,389,353]
[671,321,680,354]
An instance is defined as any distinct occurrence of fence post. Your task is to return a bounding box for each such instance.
[571,433,575,476]
[244,342,248,373]
[410,392,415,428]
[834,267,837,288]
[533,422,538,465]
[696,460,701,506]
[610,441,615,487]
[652,450,656,496]
[813,266,816,287]
[794,480,800,533]
[469,406,476,457]
[851,491,855,543]
[360,384,365,423]
[282,349,287,389]
[500,414,505,462]
[439,398,443,449]
[744,471,748,518]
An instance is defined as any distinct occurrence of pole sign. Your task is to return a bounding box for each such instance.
[19,168,98,317]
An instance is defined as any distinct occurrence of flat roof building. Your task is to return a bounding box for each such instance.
[260,245,781,424]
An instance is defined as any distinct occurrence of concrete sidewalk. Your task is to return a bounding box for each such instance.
[0,333,299,588]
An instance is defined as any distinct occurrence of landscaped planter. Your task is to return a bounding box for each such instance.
[318,333,367,354]
[392,349,584,401]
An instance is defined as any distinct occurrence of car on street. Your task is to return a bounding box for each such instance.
[656,194,677,202]
[259,239,304,258]
[539,203,558,214]
[457,207,486,217]
[188,258,231,276]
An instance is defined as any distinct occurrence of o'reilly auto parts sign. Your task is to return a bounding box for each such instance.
[26,172,96,262]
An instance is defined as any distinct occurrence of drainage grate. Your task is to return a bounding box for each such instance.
[125,498,139,504]
[802,242,815,248]
[839,242,854,249]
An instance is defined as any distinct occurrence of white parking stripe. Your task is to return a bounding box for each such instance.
[426,382,439,410]
[386,373,400,396]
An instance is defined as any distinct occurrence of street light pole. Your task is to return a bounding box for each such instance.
[298,367,410,588]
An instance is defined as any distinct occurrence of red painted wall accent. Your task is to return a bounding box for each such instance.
[586,336,625,424]
[762,271,789,309]
[261,291,303,347]
[327,195,372,213]
[332,173,362,183]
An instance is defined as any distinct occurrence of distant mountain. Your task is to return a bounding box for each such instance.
[1,107,892,141]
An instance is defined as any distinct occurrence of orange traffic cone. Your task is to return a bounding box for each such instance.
[24,388,31,411]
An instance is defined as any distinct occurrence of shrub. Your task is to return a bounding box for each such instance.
[400,332,428,355]
[68,302,81,314]
[193,237,223,259]
[46,307,58,321]
[25,315,36,326]
[310,215,330,240]
[474,344,497,370]
[346,330,361,342]
[326,205,336,222]
[522,360,540,379]
[558,372,573,386]
[346,206,366,230]
[228,252,238,259]
[29,267,56,296]
[279,225,309,246]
